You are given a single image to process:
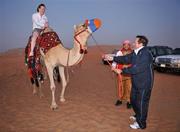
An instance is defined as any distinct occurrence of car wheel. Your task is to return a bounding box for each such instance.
[157,68,166,73]
[102,60,108,65]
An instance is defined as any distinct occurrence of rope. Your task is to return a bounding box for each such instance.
[91,35,106,56]
[91,34,114,79]
[90,34,112,67]
[90,34,124,98]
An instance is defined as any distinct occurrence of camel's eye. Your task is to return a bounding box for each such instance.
[82,24,87,28]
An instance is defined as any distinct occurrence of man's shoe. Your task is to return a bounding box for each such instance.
[130,122,140,129]
[129,115,136,121]
[115,100,122,106]
[127,102,132,109]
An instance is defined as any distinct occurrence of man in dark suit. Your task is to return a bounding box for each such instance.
[105,35,154,129]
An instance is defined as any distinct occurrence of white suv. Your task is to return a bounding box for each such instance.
[154,48,180,73]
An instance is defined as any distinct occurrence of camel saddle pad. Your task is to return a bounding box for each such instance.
[37,31,62,54]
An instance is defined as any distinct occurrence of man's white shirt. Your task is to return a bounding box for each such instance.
[32,12,48,30]
[134,46,144,55]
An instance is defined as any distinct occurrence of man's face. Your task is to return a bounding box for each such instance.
[39,6,45,15]
[133,38,142,49]
[123,43,130,50]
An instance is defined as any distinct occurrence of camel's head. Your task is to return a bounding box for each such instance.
[74,18,101,35]
[74,18,101,54]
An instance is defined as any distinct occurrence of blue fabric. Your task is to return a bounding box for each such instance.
[89,19,97,32]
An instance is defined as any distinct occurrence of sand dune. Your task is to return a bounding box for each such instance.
[0,46,179,132]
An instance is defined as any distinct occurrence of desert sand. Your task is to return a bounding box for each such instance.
[0,46,179,132]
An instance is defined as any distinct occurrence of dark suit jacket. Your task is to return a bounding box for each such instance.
[113,47,154,89]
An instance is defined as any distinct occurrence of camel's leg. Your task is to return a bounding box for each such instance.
[46,65,58,109]
[30,78,37,95]
[32,81,38,95]
[59,66,67,102]
[33,84,38,95]
[39,81,44,98]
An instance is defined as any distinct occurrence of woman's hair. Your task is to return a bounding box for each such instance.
[136,35,149,46]
[37,3,46,12]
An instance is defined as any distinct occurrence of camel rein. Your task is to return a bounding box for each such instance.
[90,34,124,96]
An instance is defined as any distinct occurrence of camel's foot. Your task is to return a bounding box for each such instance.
[39,92,44,99]
[33,88,38,95]
[50,104,58,110]
[60,97,66,102]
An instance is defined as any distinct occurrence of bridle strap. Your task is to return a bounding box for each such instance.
[74,28,88,54]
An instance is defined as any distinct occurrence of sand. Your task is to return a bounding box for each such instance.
[0,46,179,132]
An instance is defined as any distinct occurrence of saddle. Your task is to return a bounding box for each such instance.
[25,31,62,80]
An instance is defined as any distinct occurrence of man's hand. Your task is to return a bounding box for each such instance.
[104,54,113,61]
[111,67,122,74]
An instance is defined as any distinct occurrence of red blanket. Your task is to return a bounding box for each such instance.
[25,31,61,78]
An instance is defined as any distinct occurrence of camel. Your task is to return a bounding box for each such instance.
[37,18,101,109]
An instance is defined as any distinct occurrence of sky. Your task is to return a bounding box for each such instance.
[0,0,180,52]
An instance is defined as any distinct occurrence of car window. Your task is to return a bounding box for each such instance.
[173,49,180,55]
[151,48,156,56]
[147,47,156,56]
[165,48,173,55]
[157,48,172,56]
[157,48,166,56]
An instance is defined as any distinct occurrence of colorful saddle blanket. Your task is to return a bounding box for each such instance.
[37,31,62,54]
[25,31,62,79]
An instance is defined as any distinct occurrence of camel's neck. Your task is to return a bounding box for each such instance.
[68,36,88,66]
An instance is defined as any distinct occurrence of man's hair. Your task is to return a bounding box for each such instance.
[136,35,148,46]
[37,3,46,12]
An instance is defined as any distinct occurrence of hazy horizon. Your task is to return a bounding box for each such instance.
[0,0,180,52]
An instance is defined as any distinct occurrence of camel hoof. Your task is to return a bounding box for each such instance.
[39,93,45,99]
[33,90,38,95]
[60,98,66,102]
[50,104,58,110]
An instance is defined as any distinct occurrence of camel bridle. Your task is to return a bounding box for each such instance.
[74,24,90,54]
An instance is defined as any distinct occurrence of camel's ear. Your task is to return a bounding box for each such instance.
[74,25,77,30]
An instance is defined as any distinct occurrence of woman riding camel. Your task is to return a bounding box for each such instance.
[112,40,133,109]
[29,3,49,67]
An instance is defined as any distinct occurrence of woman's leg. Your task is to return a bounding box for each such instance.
[29,31,39,56]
